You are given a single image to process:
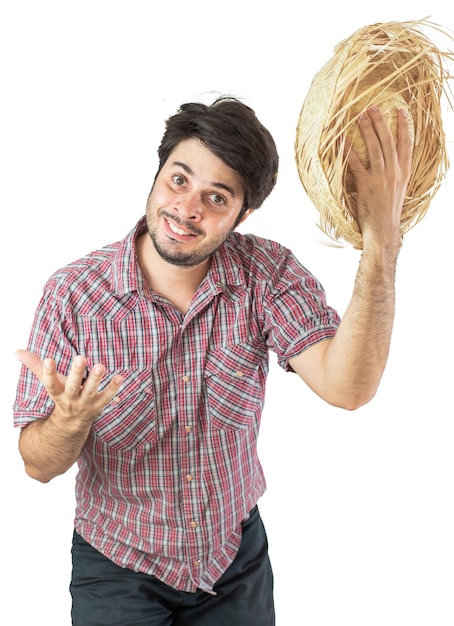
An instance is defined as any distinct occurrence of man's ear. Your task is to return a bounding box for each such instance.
[238,208,254,225]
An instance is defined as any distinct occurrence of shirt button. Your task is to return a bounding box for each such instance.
[194,559,201,567]
[182,374,190,383]
[235,370,244,378]
[185,474,194,482]
[190,521,198,528]
[185,426,192,433]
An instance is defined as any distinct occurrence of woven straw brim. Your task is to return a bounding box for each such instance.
[295,19,454,249]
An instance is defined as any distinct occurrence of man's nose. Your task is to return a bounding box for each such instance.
[176,192,202,220]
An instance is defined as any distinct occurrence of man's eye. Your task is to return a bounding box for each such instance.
[210,193,226,205]
[172,175,186,186]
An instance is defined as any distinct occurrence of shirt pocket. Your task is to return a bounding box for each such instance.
[204,343,266,431]
[92,369,156,450]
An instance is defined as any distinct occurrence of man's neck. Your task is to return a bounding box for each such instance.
[135,232,210,315]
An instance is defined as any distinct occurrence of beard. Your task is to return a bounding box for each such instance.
[146,209,233,268]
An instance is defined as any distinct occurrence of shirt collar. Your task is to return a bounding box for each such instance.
[110,217,148,296]
[206,233,247,291]
[110,217,247,297]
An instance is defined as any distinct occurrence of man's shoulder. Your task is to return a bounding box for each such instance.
[45,241,120,292]
[227,231,288,257]
[224,232,291,274]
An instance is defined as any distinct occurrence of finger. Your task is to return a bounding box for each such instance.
[65,355,88,396]
[396,108,413,176]
[367,106,410,171]
[345,138,365,176]
[359,108,389,168]
[15,349,45,381]
[80,365,123,405]
[99,374,124,405]
[80,363,106,399]
[345,112,384,177]
[41,357,66,397]
[16,349,68,397]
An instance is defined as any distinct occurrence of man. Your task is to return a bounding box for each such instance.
[14,96,412,625]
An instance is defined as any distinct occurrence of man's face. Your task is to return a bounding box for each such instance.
[145,138,249,268]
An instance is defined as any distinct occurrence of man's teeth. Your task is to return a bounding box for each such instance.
[168,220,191,236]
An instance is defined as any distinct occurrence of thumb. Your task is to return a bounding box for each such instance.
[15,349,48,382]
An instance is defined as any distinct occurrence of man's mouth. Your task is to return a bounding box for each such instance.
[164,217,200,239]
[167,219,192,236]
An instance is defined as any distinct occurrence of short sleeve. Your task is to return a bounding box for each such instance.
[13,287,78,427]
[260,248,340,371]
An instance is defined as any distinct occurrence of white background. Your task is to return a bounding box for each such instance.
[2,2,453,624]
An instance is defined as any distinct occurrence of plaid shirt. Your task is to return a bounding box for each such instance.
[14,217,339,593]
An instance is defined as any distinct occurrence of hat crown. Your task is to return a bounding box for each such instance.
[295,19,454,249]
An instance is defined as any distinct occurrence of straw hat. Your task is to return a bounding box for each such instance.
[295,19,454,249]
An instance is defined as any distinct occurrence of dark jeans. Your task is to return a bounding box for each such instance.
[70,506,275,625]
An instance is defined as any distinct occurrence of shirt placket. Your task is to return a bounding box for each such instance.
[176,326,206,585]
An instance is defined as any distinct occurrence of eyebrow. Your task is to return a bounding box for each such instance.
[171,161,237,198]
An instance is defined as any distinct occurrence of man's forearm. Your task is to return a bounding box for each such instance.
[19,410,93,483]
[16,352,123,482]
[324,246,398,408]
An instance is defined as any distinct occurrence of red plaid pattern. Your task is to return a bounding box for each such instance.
[14,217,339,592]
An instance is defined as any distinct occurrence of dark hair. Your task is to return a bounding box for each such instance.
[156,97,279,214]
